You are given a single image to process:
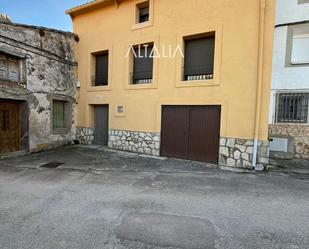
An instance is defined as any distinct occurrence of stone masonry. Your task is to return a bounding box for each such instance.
[219,137,270,170]
[76,127,94,145]
[269,124,309,159]
[108,129,160,156]
[0,20,78,153]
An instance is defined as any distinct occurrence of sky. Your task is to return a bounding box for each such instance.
[0,0,88,31]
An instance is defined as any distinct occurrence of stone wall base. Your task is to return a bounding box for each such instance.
[269,124,309,159]
[108,129,160,156]
[76,127,94,145]
[219,137,270,171]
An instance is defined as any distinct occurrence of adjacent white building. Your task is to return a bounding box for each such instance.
[269,0,309,159]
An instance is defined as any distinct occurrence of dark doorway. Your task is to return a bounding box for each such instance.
[94,105,109,146]
[0,99,21,154]
[161,105,221,164]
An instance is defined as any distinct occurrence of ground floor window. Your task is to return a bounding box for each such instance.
[276,93,309,123]
[52,100,68,129]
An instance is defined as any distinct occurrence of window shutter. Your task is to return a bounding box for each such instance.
[291,33,309,64]
[95,53,109,86]
[0,55,7,78]
[184,36,215,78]
[8,59,19,81]
[133,44,153,83]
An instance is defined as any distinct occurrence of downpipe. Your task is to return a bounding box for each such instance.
[252,139,258,168]
[252,0,266,169]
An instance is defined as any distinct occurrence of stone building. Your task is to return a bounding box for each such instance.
[0,18,78,155]
[269,0,309,159]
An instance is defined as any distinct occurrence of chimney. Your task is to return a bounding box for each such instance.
[0,13,12,23]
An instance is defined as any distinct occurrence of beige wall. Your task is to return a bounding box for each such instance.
[72,0,275,141]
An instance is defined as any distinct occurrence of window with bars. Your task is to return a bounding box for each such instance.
[132,43,153,84]
[183,35,215,81]
[276,93,309,123]
[92,52,109,86]
[53,100,66,129]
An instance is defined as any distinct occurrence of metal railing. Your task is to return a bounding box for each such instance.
[183,65,214,81]
[91,74,108,86]
[131,71,153,85]
[276,93,309,123]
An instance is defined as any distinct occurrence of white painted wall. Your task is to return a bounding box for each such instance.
[269,0,309,123]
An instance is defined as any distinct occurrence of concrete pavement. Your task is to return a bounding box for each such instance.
[0,146,309,249]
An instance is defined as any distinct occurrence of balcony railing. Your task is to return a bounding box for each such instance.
[91,74,108,86]
[131,71,153,85]
[183,65,214,81]
[276,93,309,123]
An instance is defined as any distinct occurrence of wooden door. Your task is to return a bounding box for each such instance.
[0,100,20,153]
[161,105,221,164]
[94,105,109,145]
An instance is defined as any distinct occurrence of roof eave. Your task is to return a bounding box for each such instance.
[66,0,122,17]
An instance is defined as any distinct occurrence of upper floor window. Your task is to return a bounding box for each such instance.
[291,28,309,64]
[183,34,215,81]
[132,43,153,84]
[298,0,309,4]
[276,93,309,123]
[136,1,149,24]
[0,54,20,82]
[92,52,109,86]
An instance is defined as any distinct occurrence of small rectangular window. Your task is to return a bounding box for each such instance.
[132,43,153,84]
[276,93,309,123]
[183,35,215,81]
[137,1,149,23]
[93,52,109,86]
[291,32,309,64]
[0,54,20,81]
[117,106,124,113]
[53,100,66,129]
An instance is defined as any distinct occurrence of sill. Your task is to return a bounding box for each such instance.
[131,21,153,30]
[176,79,219,88]
[87,85,112,92]
[125,82,157,90]
[291,61,309,65]
[274,122,309,126]
[52,128,71,134]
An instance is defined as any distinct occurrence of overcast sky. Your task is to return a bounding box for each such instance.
[0,0,87,31]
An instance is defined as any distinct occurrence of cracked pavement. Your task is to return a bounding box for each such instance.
[0,146,309,249]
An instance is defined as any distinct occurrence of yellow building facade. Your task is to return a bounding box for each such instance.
[67,0,275,169]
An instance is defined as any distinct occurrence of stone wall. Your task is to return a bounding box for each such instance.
[0,21,78,153]
[108,129,160,156]
[269,124,309,159]
[76,127,94,145]
[219,137,270,170]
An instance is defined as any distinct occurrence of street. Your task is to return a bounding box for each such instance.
[0,146,308,249]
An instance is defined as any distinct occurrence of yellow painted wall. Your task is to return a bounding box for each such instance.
[71,0,275,141]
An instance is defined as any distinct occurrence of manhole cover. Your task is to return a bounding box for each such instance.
[40,162,64,168]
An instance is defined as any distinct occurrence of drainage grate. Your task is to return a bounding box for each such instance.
[40,162,64,168]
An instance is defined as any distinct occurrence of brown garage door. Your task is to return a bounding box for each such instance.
[161,105,221,164]
[0,100,20,154]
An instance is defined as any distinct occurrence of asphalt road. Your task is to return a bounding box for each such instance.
[0,146,309,249]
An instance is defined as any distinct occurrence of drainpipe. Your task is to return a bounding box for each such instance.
[252,0,266,168]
